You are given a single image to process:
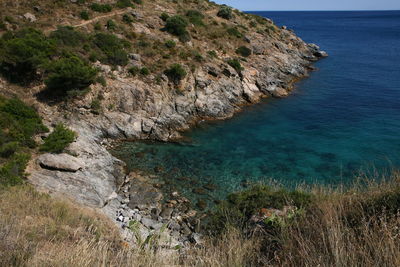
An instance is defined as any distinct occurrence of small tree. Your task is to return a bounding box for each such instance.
[45,55,97,94]
[227,59,244,74]
[164,64,187,84]
[236,46,252,57]
[40,124,76,154]
[217,6,233,20]
[164,15,191,42]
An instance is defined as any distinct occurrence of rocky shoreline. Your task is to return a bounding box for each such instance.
[21,25,327,247]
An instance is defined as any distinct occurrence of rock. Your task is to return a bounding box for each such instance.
[168,221,181,231]
[37,153,84,172]
[190,233,203,245]
[141,217,163,230]
[181,223,192,236]
[171,191,179,197]
[24,13,36,22]
[160,207,173,219]
[192,188,207,195]
[128,53,141,61]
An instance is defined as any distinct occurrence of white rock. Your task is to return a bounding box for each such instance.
[37,153,84,172]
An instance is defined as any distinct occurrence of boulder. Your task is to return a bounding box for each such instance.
[37,153,84,172]
[23,13,36,22]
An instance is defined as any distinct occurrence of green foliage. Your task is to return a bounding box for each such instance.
[132,0,143,4]
[50,26,87,47]
[164,15,191,42]
[227,27,243,38]
[0,96,47,187]
[106,20,117,31]
[217,6,233,20]
[90,3,112,13]
[207,50,218,58]
[80,10,90,20]
[193,51,203,62]
[160,12,170,22]
[140,67,150,75]
[122,14,134,24]
[165,40,176,48]
[93,33,129,66]
[94,22,102,31]
[186,10,205,26]
[128,66,140,76]
[208,185,312,234]
[0,153,30,187]
[40,124,76,154]
[227,59,243,73]
[116,0,134,8]
[236,46,251,57]
[0,96,48,149]
[90,98,102,114]
[164,64,187,84]
[44,55,97,95]
[0,28,55,84]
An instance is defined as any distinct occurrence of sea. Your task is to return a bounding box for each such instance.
[112,11,400,206]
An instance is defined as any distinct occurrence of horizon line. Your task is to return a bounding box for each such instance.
[244,9,400,12]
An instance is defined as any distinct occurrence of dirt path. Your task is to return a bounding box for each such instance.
[44,8,131,33]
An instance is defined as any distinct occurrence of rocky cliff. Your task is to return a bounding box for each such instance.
[0,0,326,246]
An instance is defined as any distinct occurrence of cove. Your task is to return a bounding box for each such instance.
[112,11,400,206]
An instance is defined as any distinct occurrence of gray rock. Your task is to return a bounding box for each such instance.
[128,53,141,61]
[141,217,163,230]
[24,13,36,22]
[160,207,173,219]
[37,153,83,172]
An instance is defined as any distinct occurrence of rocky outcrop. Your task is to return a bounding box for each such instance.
[37,153,84,172]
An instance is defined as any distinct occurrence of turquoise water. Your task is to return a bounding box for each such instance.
[113,11,400,207]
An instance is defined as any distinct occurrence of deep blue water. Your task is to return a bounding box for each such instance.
[113,11,400,206]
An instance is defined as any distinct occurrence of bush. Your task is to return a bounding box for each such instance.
[164,15,191,42]
[90,3,112,13]
[217,6,233,20]
[90,98,102,114]
[164,40,176,48]
[227,27,243,38]
[236,46,251,57]
[0,153,30,186]
[0,28,55,84]
[227,59,244,73]
[128,66,140,76]
[106,20,117,30]
[207,50,218,58]
[116,0,134,8]
[50,26,87,47]
[122,14,134,24]
[40,124,76,153]
[80,10,90,20]
[0,142,19,158]
[164,64,187,84]
[140,67,150,75]
[160,12,169,22]
[0,96,48,148]
[44,55,97,95]
[92,33,128,66]
[132,0,143,4]
[186,10,205,26]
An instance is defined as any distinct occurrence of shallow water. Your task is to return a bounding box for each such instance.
[112,11,400,207]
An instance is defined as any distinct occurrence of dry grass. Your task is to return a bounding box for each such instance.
[1,178,399,266]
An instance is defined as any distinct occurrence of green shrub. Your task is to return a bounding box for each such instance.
[0,28,55,84]
[90,98,102,114]
[140,67,150,75]
[186,10,205,26]
[80,10,90,20]
[50,26,87,47]
[164,15,191,42]
[193,51,203,62]
[90,3,112,13]
[227,59,243,73]
[132,0,142,4]
[96,76,107,86]
[207,50,218,58]
[122,14,134,24]
[208,185,313,233]
[227,27,243,38]
[44,55,97,95]
[0,142,19,158]
[94,22,102,31]
[92,33,128,66]
[164,64,187,84]
[128,66,140,76]
[160,12,170,22]
[0,153,30,187]
[0,96,48,148]
[236,46,251,57]
[106,20,117,30]
[40,124,76,154]
[116,0,134,8]
[217,6,233,20]
[164,40,176,48]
